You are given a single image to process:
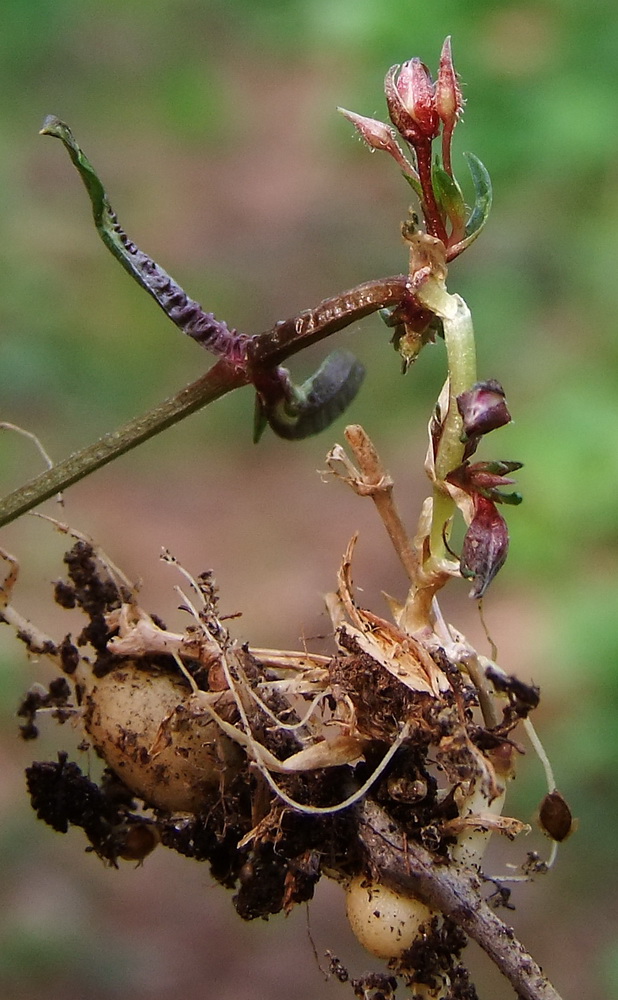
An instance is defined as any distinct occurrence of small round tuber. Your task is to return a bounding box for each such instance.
[82,662,223,813]
[345,875,435,959]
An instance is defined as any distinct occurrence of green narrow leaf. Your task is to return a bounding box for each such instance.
[40,116,151,284]
[460,151,492,248]
[402,171,424,201]
[252,394,269,444]
[40,116,235,356]
[432,164,466,232]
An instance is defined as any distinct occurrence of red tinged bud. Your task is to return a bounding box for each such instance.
[447,460,522,505]
[397,59,439,138]
[337,108,399,152]
[338,108,417,177]
[384,61,439,144]
[457,379,511,442]
[460,495,510,598]
[436,37,464,128]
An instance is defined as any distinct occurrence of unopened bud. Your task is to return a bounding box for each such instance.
[460,495,509,598]
[396,59,439,139]
[457,379,511,442]
[384,62,438,144]
[338,108,398,152]
[436,36,464,128]
[448,459,522,505]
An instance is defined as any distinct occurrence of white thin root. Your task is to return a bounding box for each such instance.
[0,422,62,506]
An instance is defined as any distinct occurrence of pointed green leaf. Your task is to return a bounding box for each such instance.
[253,394,269,444]
[40,116,107,217]
[458,151,493,250]
[432,164,466,232]
[40,116,235,356]
[379,305,401,328]
[492,490,523,506]
[402,171,424,201]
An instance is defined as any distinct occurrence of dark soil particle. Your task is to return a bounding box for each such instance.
[485,666,540,734]
[350,972,398,1000]
[25,753,158,866]
[397,918,478,998]
[58,635,80,674]
[62,541,124,619]
[159,775,360,920]
[53,579,77,609]
[17,677,73,740]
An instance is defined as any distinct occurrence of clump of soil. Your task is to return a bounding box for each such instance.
[6,538,537,995]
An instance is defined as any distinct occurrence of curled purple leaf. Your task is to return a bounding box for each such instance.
[253,350,365,442]
[460,495,510,598]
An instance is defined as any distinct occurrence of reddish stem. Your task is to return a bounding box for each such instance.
[415,141,448,245]
[0,276,410,528]
[441,121,454,179]
[249,274,409,367]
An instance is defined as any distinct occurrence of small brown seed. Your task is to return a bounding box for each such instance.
[539,790,574,842]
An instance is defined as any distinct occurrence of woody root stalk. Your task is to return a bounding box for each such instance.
[2,40,570,1000]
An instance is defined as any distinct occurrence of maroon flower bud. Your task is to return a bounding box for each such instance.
[456,379,511,442]
[396,59,439,138]
[435,37,464,129]
[338,108,417,177]
[460,495,510,599]
[447,459,522,505]
[337,108,398,152]
[384,61,439,144]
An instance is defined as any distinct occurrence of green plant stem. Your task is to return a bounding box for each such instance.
[0,117,412,530]
[0,277,408,530]
[416,284,477,560]
[0,360,245,528]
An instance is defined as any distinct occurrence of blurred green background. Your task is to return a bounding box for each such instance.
[0,1,616,997]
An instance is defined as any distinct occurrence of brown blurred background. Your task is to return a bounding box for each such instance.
[1,1,617,997]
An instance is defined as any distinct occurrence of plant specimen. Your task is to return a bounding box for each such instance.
[0,38,571,1000]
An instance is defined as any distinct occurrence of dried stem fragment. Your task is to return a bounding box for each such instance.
[357,799,564,1000]
[327,425,418,583]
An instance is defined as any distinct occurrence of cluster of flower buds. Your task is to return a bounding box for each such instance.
[446,381,522,598]
[339,37,491,262]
